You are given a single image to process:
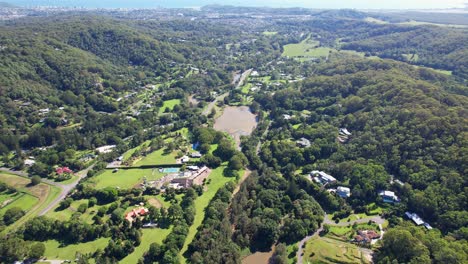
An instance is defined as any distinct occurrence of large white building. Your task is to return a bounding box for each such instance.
[311,170,337,185]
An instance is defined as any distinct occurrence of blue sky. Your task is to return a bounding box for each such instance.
[7,0,467,9]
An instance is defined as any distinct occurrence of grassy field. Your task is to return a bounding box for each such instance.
[303,236,370,264]
[123,140,151,161]
[282,36,335,59]
[120,227,172,263]
[0,173,61,234]
[43,237,110,260]
[93,168,165,189]
[179,165,239,263]
[158,99,181,114]
[135,148,177,166]
[0,193,38,216]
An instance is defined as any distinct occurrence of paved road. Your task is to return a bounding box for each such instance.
[38,165,94,216]
[202,69,252,116]
[296,223,324,264]
[1,165,94,216]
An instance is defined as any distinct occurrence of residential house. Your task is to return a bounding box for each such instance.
[125,207,149,223]
[190,152,202,158]
[311,170,337,185]
[405,212,425,225]
[296,137,311,148]
[336,186,351,198]
[379,190,400,203]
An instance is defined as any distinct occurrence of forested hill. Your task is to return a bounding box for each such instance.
[255,55,467,232]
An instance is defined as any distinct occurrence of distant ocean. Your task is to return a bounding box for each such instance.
[5,0,259,9]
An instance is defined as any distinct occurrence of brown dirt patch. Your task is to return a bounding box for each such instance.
[213,106,257,148]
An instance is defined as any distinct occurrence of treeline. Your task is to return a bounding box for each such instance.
[249,56,466,262]
[186,182,240,264]
[230,169,323,251]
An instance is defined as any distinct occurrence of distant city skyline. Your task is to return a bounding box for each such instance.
[5,0,468,9]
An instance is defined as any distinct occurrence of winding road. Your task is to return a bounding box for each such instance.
[202,68,252,116]
[38,165,94,215]
[0,165,94,216]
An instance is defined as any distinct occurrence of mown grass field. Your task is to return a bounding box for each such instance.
[43,237,110,260]
[92,168,165,189]
[282,36,336,59]
[120,227,173,263]
[303,236,370,264]
[136,148,177,166]
[179,165,240,263]
[158,99,181,114]
[0,193,38,216]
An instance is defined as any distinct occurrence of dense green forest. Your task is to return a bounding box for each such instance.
[0,8,466,264]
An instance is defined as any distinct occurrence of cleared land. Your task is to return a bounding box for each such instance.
[213,106,257,148]
[92,168,165,189]
[303,236,370,264]
[158,99,181,114]
[43,237,110,260]
[120,228,172,263]
[135,148,177,166]
[0,173,60,234]
[282,36,336,60]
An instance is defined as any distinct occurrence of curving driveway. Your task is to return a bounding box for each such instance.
[296,213,385,264]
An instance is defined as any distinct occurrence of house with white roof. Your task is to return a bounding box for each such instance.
[337,186,351,198]
[379,190,400,203]
[405,212,424,225]
[311,170,337,185]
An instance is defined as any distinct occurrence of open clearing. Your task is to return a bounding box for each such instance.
[242,250,274,264]
[303,235,370,264]
[282,36,335,59]
[121,227,173,263]
[43,237,110,260]
[134,148,177,166]
[93,168,165,189]
[0,173,60,233]
[0,193,38,216]
[158,99,181,114]
[214,106,257,148]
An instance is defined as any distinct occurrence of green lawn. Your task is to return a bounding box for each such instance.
[93,168,165,189]
[135,148,177,166]
[0,193,38,216]
[120,228,172,263]
[46,199,106,224]
[44,237,110,260]
[0,191,19,204]
[123,140,151,161]
[158,99,181,114]
[179,165,239,262]
[282,36,334,59]
[303,236,369,264]
[282,36,321,57]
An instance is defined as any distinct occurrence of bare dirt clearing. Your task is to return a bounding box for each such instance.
[213,106,257,148]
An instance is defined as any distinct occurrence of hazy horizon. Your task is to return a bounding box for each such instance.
[4,0,468,9]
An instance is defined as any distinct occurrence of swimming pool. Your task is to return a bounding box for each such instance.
[162,168,179,173]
